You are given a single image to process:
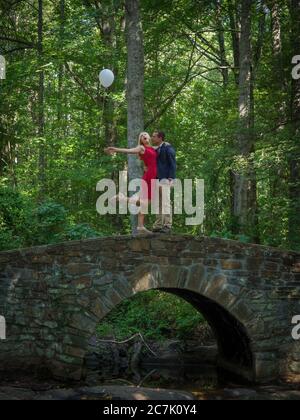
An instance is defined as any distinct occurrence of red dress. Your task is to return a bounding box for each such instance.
[139,146,157,200]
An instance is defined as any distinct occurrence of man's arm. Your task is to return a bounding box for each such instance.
[165,145,176,180]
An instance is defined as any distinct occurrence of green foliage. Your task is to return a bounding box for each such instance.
[0,222,23,251]
[0,187,102,249]
[210,230,252,244]
[96,290,205,341]
[36,202,67,234]
[64,223,102,241]
[0,0,298,251]
[0,1,298,346]
[0,186,34,251]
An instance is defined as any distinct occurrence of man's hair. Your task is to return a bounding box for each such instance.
[154,131,166,142]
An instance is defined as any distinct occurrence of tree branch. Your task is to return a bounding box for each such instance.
[184,33,223,67]
[0,35,35,48]
[1,46,35,54]
[65,62,101,106]
[145,67,220,128]
[145,41,197,128]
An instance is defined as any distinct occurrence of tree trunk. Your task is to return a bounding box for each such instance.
[231,0,258,240]
[265,0,286,236]
[125,0,144,233]
[102,1,123,230]
[288,0,300,249]
[267,0,287,102]
[57,0,65,126]
[228,0,240,85]
[216,0,228,87]
[253,2,266,68]
[38,0,46,201]
[83,0,119,149]
[268,0,283,73]
[101,1,118,148]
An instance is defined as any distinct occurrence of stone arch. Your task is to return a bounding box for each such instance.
[1,235,298,383]
[84,263,256,381]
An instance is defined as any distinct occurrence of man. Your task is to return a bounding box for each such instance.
[151,131,177,234]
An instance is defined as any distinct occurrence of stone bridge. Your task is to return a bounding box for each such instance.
[0,235,299,384]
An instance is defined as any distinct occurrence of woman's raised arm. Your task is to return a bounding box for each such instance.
[104,145,145,155]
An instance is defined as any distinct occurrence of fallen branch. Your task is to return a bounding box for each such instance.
[97,333,158,357]
[138,369,158,388]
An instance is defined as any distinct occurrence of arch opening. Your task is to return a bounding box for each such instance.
[159,288,254,378]
[87,287,254,385]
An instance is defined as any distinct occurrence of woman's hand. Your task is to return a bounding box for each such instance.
[104,147,116,155]
[104,145,142,155]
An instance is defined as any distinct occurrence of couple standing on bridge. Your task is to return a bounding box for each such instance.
[105,131,177,235]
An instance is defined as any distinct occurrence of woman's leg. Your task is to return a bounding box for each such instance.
[112,194,151,232]
[137,198,148,228]
[138,212,145,228]
[137,199,152,233]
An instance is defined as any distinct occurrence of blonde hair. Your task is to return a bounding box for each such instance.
[138,132,150,146]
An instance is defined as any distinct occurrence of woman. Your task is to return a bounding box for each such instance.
[104,132,157,234]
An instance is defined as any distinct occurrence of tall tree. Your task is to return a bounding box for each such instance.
[231,0,258,239]
[37,0,46,201]
[228,0,240,85]
[288,0,300,249]
[125,0,144,232]
[267,0,287,117]
[83,0,119,148]
[57,0,65,126]
[268,0,284,82]
[101,0,119,148]
[216,0,228,87]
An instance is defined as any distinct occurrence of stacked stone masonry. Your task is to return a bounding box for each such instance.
[0,235,299,383]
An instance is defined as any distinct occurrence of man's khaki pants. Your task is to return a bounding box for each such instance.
[153,180,173,230]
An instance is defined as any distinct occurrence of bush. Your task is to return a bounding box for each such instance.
[0,221,23,251]
[0,190,102,250]
[0,186,34,251]
[34,203,103,245]
[64,223,101,241]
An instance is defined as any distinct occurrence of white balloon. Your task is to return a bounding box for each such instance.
[99,69,114,88]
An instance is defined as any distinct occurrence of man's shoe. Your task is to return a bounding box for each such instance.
[152,227,163,233]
